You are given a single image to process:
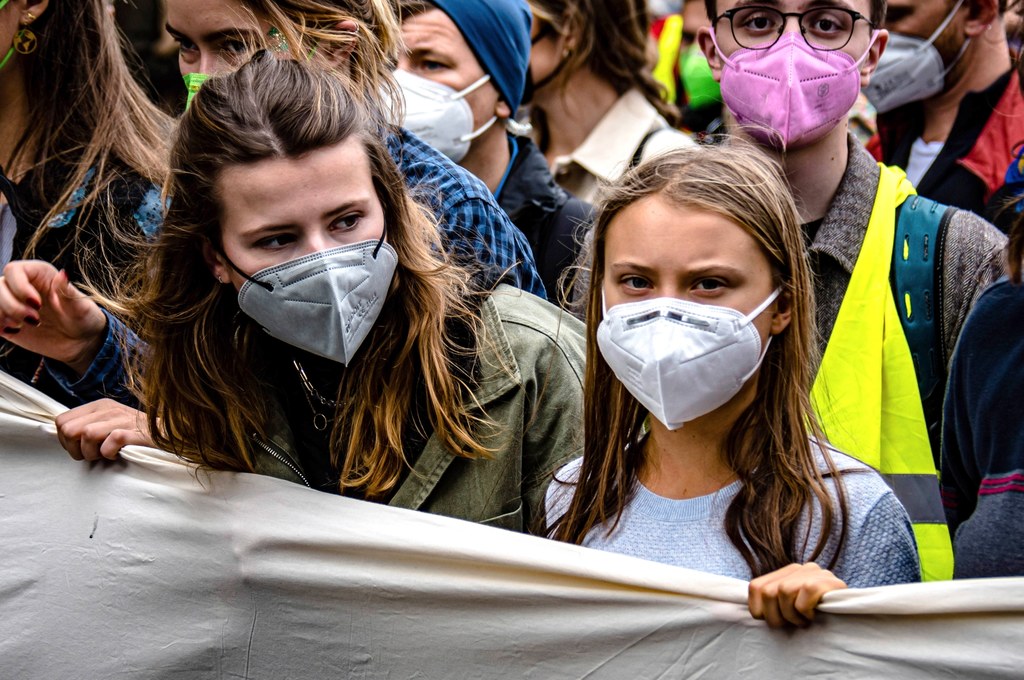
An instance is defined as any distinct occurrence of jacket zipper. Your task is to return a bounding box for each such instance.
[251,433,311,488]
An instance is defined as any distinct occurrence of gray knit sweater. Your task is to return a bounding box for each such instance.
[546,448,921,587]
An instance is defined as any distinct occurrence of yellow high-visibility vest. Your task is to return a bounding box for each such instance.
[811,164,954,581]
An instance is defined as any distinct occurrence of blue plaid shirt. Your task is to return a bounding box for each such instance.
[388,128,545,298]
[54,129,546,403]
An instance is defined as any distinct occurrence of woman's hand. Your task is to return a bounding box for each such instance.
[0,260,109,376]
[748,562,847,628]
[56,399,152,461]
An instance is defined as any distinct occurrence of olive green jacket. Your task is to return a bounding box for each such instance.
[250,285,586,534]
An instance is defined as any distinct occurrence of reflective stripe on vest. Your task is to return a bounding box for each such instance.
[811,164,954,582]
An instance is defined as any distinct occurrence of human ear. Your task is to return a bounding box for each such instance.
[317,19,358,69]
[202,239,230,285]
[24,0,49,20]
[965,0,1000,37]
[769,289,793,335]
[495,98,512,119]
[696,26,723,81]
[859,29,888,89]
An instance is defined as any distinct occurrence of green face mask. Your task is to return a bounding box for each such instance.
[678,43,721,110]
[183,72,210,109]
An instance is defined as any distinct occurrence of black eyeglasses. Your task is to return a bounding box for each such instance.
[713,5,874,51]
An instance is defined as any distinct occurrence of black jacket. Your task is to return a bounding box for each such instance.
[497,137,593,302]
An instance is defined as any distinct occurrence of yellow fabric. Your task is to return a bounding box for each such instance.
[811,164,953,581]
[653,15,683,103]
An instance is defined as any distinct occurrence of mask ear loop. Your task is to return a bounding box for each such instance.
[211,241,274,292]
[371,228,386,258]
[737,286,783,382]
[459,116,498,143]
[452,74,491,101]
[0,0,16,72]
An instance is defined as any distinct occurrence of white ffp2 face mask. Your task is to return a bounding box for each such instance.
[862,0,970,114]
[395,69,497,163]
[236,239,398,366]
[597,289,781,430]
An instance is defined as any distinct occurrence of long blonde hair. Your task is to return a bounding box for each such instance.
[131,54,489,499]
[548,143,848,576]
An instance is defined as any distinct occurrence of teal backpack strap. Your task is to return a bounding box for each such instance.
[892,195,952,402]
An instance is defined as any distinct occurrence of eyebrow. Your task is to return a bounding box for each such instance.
[608,261,747,278]
[165,22,262,45]
[729,0,858,11]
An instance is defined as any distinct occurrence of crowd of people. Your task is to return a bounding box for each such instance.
[0,0,1022,633]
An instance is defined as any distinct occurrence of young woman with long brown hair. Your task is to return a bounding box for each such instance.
[118,53,583,531]
[546,144,920,627]
[0,0,169,404]
[525,0,693,203]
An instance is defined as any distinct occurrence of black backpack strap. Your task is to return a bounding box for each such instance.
[630,129,661,169]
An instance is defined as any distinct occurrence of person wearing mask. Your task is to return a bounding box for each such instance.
[865,0,1024,227]
[398,0,592,300]
[547,144,919,628]
[166,0,544,297]
[73,54,585,531]
[525,0,695,203]
[0,0,169,405]
[695,0,1006,580]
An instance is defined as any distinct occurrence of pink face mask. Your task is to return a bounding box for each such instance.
[711,30,878,150]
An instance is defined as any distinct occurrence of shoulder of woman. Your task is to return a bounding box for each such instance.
[483,285,586,352]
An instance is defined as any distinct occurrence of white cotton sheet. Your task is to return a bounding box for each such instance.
[0,370,1021,679]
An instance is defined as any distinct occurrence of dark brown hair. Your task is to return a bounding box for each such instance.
[548,143,848,576]
[529,0,680,125]
[130,53,491,499]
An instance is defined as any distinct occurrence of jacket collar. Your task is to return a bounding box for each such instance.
[809,135,881,275]
[388,289,521,510]
[959,70,1024,201]
[498,136,566,222]
[550,89,662,182]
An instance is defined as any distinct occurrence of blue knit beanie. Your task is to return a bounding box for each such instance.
[428,0,532,113]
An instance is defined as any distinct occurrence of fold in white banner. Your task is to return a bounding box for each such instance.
[1,371,1021,679]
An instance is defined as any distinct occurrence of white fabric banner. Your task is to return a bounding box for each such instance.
[1,371,1022,679]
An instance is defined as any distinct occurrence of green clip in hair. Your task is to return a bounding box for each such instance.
[183,72,211,109]
[268,27,288,53]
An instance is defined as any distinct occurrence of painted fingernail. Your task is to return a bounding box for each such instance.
[3,327,20,335]
[27,299,41,311]
[24,316,39,326]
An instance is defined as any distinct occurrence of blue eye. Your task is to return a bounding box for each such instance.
[622,275,650,290]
